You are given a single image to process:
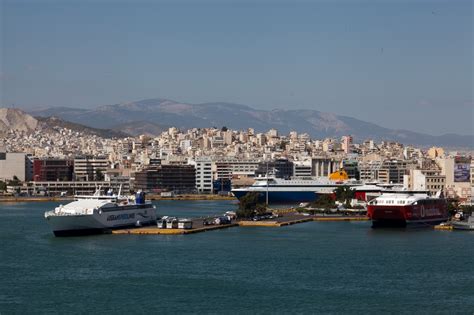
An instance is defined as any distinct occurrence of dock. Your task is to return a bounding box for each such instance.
[239,217,313,227]
[109,213,371,235]
[112,223,238,235]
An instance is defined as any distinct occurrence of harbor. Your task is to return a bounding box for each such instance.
[2,199,473,314]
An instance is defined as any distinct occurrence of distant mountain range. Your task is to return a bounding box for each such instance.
[0,108,127,138]
[26,98,473,147]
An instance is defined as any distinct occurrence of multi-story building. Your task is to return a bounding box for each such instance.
[156,165,196,193]
[341,135,353,154]
[0,151,33,182]
[192,157,214,194]
[214,158,260,180]
[133,169,160,192]
[403,169,446,195]
[470,161,474,203]
[293,160,312,177]
[377,160,410,184]
[311,157,341,177]
[359,159,410,184]
[33,159,74,181]
[74,156,109,181]
[24,181,119,196]
[359,161,382,182]
[437,156,472,201]
[255,159,294,178]
[342,160,360,180]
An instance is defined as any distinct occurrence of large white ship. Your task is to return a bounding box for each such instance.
[232,175,361,204]
[44,190,157,236]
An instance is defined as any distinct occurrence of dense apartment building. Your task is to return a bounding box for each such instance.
[377,160,410,184]
[404,169,446,195]
[359,159,411,184]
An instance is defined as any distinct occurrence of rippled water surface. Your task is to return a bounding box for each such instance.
[1,201,473,314]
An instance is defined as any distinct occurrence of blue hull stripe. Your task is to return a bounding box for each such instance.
[232,191,319,204]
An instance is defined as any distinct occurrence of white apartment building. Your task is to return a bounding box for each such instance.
[192,157,214,194]
[293,160,312,177]
[74,156,109,181]
[214,158,261,179]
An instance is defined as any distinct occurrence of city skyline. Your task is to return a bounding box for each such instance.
[1,0,473,135]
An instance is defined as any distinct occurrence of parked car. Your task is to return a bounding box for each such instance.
[214,216,231,225]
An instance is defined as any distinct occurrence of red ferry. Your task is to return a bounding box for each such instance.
[367,192,448,228]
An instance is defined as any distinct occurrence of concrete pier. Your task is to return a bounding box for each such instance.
[109,213,370,236]
[112,223,238,235]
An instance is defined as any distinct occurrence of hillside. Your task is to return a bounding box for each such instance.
[0,108,128,138]
[27,99,474,147]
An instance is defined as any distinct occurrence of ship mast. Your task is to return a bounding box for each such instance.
[266,161,269,207]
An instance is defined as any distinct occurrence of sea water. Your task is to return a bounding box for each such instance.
[1,201,473,314]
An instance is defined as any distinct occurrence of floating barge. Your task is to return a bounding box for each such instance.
[434,224,453,231]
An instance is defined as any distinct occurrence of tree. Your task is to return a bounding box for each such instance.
[236,192,266,218]
[460,205,474,215]
[9,175,21,186]
[447,199,459,216]
[334,186,355,203]
[310,195,335,210]
[221,126,228,132]
[0,180,6,192]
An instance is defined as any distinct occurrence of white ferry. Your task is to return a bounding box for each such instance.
[231,175,361,204]
[44,189,157,236]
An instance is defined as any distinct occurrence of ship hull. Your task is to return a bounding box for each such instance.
[45,205,156,236]
[368,204,448,228]
[452,221,474,230]
[232,190,319,204]
[53,228,105,237]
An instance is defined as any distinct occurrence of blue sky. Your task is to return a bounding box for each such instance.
[1,0,472,135]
